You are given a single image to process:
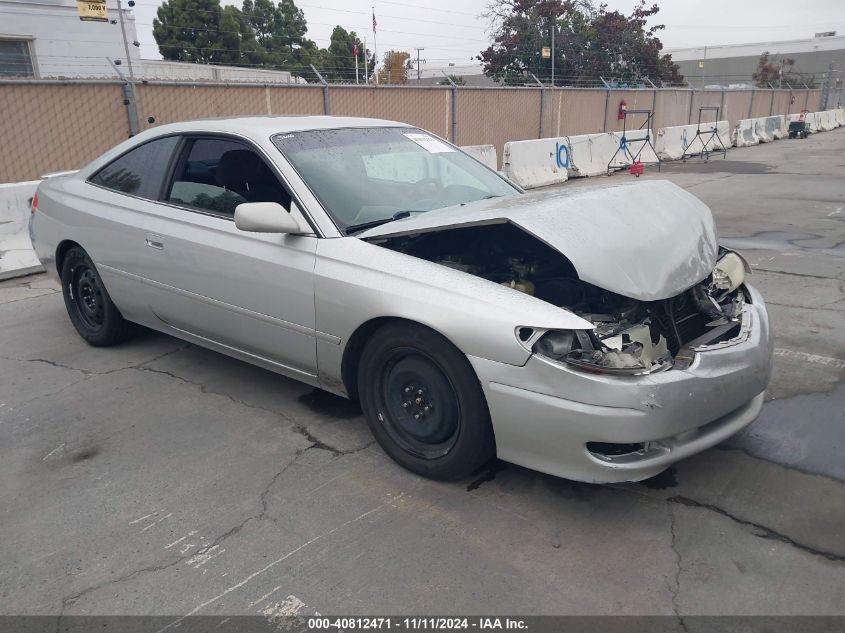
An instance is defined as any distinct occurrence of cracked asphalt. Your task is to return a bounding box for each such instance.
[1,128,843,620]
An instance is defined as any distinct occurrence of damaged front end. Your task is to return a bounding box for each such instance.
[528,249,751,375]
[373,223,750,375]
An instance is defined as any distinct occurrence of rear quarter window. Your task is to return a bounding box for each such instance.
[90,136,180,200]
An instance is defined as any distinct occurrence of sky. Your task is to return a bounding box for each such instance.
[131,0,845,73]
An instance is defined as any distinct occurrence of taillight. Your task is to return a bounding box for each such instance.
[31,192,38,214]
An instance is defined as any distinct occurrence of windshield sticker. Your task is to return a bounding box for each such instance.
[403,133,455,153]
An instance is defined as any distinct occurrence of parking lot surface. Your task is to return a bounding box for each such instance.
[1,129,843,619]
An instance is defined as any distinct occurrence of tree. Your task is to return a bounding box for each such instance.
[479,0,682,86]
[217,5,263,67]
[752,51,814,88]
[322,26,375,83]
[438,74,466,85]
[153,0,236,64]
[242,0,319,70]
[378,50,411,84]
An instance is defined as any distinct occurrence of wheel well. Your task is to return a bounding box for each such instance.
[341,317,454,400]
[55,240,82,275]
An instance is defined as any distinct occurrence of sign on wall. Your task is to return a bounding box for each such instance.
[77,0,108,22]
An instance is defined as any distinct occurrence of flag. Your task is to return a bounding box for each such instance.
[354,44,359,56]
[372,9,377,32]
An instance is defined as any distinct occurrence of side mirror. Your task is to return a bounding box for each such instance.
[234,202,304,234]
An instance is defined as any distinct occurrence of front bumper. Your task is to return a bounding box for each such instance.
[469,283,773,483]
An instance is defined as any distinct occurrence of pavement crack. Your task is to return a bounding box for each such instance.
[666,504,689,631]
[668,496,845,564]
[134,364,298,423]
[135,364,370,457]
[750,268,839,282]
[58,556,186,620]
[0,355,92,375]
[715,445,844,485]
[57,451,299,618]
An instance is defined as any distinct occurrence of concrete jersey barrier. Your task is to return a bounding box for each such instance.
[459,144,498,171]
[502,138,570,189]
[746,116,784,143]
[734,119,760,147]
[0,180,43,280]
[504,130,661,187]
[655,121,730,160]
[568,130,659,177]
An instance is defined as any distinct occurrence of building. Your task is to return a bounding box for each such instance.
[667,32,845,89]
[0,0,302,82]
[408,62,499,87]
[1,0,142,78]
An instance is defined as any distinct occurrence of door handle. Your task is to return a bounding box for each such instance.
[145,234,164,250]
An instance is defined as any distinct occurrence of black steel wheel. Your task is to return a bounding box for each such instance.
[61,246,133,346]
[358,323,495,480]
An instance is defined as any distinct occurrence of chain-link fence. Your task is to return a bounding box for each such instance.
[0,79,827,183]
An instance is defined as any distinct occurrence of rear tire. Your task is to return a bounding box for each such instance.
[357,323,495,481]
[61,246,133,346]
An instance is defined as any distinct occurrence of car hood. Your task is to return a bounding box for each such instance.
[359,180,719,301]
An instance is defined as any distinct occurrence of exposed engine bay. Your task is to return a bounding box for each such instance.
[374,222,750,375]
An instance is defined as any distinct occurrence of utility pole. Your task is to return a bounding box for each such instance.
[550,20,554,87]
[115,0,135,81]
[414,47,425,81]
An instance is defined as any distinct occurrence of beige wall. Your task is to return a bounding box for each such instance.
[0,82,824,182]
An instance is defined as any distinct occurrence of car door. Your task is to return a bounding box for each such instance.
[132,134,319,380]
[84,134,183,326]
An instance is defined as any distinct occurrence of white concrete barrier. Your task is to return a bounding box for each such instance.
[614,129,660,166]
[754,117,774,143]
[734,119,760,147]
[565,133,619,177]
[655,121,730,160]
[459,144,498,171]
[806,113,821,133]
[822,110,836,131]
[0,180,43,280]
[764,115,787,140]
[567,131,659,177]
[502,138,570,188]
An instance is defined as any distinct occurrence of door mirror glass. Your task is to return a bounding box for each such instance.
[234,202,304,234]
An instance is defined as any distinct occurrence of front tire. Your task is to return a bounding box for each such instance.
[61,246,133,346]
[357,323,495,481]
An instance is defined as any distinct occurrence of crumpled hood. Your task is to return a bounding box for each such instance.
[360,180,719,301]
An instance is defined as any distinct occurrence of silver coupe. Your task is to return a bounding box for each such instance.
[30,116,772,483]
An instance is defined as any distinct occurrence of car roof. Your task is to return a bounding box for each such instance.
[142,115,413,139]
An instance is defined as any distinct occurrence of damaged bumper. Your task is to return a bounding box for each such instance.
[468,284,772,483]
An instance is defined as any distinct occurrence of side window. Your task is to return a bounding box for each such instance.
[90,136,180,199]
[167,138,291,218]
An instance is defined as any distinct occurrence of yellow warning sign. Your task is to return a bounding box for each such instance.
[77,0,108,22]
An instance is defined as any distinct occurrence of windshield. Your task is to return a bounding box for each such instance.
[272,127,518,232]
